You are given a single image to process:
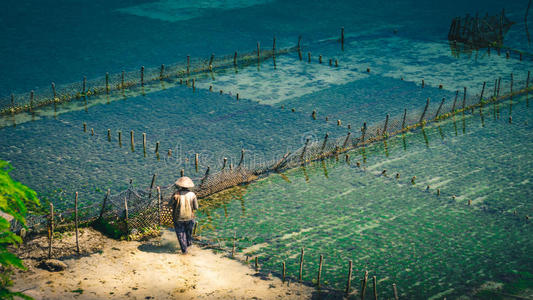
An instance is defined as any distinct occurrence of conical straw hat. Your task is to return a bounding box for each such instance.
[175,176,194,188]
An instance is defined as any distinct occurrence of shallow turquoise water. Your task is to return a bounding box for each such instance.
[196,95,533,298]
[0,1,532,298]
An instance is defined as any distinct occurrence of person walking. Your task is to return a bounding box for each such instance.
[170,176,198,254]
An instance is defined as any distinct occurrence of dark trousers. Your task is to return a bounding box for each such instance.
[173,220,195,253]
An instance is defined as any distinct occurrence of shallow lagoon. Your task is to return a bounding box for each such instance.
[196,95,533,298]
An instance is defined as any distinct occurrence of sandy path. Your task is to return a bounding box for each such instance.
[12,229,314,299]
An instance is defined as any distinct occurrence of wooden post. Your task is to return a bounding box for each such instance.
[341,27,345,49]
[118,131,122,147]
[480,81,486,103]
[282,262,286,283]
[107,129,111,141]
[510,73,513,95]
[361,122,367,144]
[83,122,87,132]
[124,196,129,240]
[155,141,159,154]
[187,55,190,74]
[493,79,498,97]
[257,42,260,61]
[160,64,165,79]
[419,98,430,124]
[222,157,228,170]
[148,174,157,199]
[232,231,236,257]
[373,276,377,300]
[308,52,311,63]
[346,260,353,295]
[238,149,244,167]
[157,186,162,226]
[298,36,303,61]
[435,97,445,119]
[130,130,135,152]
[255,257,259,271]
[342,132,352,149]
[200,166,210,187]
[75,192,80,254]
[401,109,407,130]
[233,52,237,66]
[298,248,305,282]
[421,79,425,88]
[300,138,310,162]
[392,283,399,300]
[180,169,184,177]
[496,77,502,97]
[195,153,199,171]
[320,133,329,156]
[106,72,109,94]
[527,70,530,89]
[317,255,323,288]
[360,270,369,300]
[90,128,94,136]
[192,78,195,91]
[29,90,34,111]
[83,76,86,94]
[142,133,147,155]
[463,87,467,109]
[51,82,56,99]
[319,55,322,64]
[452,90,458,112]
[121,71,125,90]
[140,66,144,86]
[10,94,14,111]
[383,114,389,135]
[48,203,54,259]
[272,36,276,54]
[99,189,110,220]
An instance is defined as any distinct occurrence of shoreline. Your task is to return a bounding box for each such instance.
[12,228,315,299]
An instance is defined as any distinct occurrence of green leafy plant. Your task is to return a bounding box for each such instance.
[0,160,40,299]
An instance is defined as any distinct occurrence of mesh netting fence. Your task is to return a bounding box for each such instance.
[0,44,296,115]
[13,73,531,239]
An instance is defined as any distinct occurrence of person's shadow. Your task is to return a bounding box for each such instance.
[137,228,180,254]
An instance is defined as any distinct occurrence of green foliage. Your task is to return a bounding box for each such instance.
[0,160,40,299]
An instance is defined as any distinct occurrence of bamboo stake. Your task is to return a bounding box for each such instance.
[232,231,236,257]
[130,130,135,152]
[346,260,353,295]
[299,248,305,282]
[361,270,368,300]
[51,82,56,99]
[142,133,147,155]
[393,283,399,300]
[48,203,54,259]
[282,262,286,283]
[452,90,458,112]
[238,149,244,167]
[419,98,430,123]
[320,133,329,155]
[157,186,161,226]
[99,189,110,220]
[106,72,109,93]
[342,132,352,149]
[480,81,486,103]
[497,77,501,97]
[435,97,445,119]
[373,276,377,300]
[300,138,310,162]
[383,114,389,135]
[148,174,157,199]
[463,87,467,109]
[124,196,129,240]
[75,192,79,253]
[141,66,144,86]
[317,254,323,288]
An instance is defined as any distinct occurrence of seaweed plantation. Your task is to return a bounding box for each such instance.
[2,0,533,299]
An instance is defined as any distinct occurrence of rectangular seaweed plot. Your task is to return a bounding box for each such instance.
[195,94,533,298]
[0,84,346,212]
